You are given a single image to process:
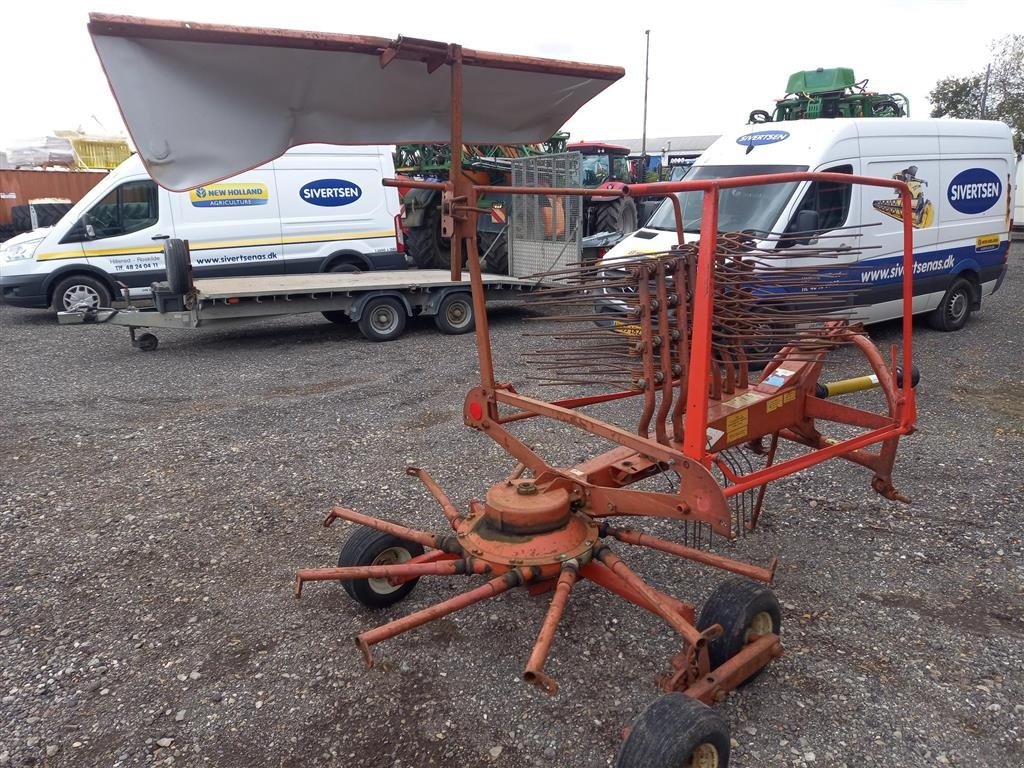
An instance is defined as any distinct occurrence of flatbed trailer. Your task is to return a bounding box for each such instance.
[57,268,541,350]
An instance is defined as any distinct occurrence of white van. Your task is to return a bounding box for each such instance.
[605,119,1015,331]
[0,144,403,311]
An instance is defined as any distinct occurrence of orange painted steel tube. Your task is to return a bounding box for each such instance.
[607,526,775,584]
[595,548,703,645]
[407,466,462,526]
[684,633,782,704]
[293,558,468,598]
[325,506,449,551]
[355,568,533,667]
[581,561,694,623]
[523,563,579,696]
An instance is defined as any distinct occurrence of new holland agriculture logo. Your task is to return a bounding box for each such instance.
[300,179,363,207]
[735,130,790,147]
[189,183,269,208]
[946,168,1001,215]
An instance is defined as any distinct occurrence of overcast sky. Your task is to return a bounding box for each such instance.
[2,0,1019,151]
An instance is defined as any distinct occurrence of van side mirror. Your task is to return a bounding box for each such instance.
[60,218,94,244]
[793,209,820,245]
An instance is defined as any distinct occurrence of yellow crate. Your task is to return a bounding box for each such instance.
[55,131,132,170]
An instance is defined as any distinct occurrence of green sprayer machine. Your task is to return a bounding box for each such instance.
[749,67,909,124]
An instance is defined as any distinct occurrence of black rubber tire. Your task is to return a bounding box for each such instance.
[135,332,159,352]
[748,109,772,124]
[328,261,362,273]
[697,578,781,678]
[50,274,112,312]
[164,239,192,295]
[616,693,730,768]
[591,196,638,237]
[434,291,474,334]
[357,296,407,342]
[339,527,426,608]
[405,206,449,269]
[928,277,973,332]
[479,231,509,275]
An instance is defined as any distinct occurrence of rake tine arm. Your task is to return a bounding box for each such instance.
[523,561,579,696]
[406,466,463,527]
[293,557,479,598]
[593,547,704,646]
[580,560,694,622]
[354,566,536,667]
[323,506,457,552]
[601,524,776,584]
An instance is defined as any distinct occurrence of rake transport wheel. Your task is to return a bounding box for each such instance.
[697,578,781,681]
[616,693,731,768]
[339,527,426,608]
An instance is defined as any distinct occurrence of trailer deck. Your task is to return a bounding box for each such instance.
[57,268,543,349]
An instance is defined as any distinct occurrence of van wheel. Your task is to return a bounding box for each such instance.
[329,262,362,273]
[358,297,407,342]
[928,277,973,332]
[51,275,112,312]
[434,292,474,334]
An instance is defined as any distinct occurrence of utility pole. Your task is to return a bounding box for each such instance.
[641,30,650,180]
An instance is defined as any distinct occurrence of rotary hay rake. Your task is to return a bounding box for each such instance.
[84,18,918,766]
[295,173,919,765]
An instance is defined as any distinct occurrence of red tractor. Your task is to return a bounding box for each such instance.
[570,142,640,236]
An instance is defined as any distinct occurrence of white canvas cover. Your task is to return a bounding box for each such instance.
[88,15,623,191]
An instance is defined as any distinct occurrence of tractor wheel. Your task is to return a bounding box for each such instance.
[404,206,448,269]
[697,578,781,681]
[592,197,639,237]
[928,277,973,332]
[616,693,730,768]
[479,230,509,275]
[339,527,426,608]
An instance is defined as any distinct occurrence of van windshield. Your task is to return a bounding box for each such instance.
[645,164,808,235]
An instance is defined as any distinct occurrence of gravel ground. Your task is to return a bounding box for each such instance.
[1,244,1022,768]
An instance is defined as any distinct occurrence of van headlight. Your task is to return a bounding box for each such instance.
[0,239,43,263]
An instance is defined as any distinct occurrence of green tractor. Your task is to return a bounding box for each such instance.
[748,68,908,124]
[396,136,566,275]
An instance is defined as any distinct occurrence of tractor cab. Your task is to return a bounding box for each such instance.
[570,142,633,187]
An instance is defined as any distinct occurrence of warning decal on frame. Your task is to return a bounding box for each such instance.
[726,410,748,443]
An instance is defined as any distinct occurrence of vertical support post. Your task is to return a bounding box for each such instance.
[449,44,465,283]
[899,186,915,428]
[682,187,719,460]
[465,186,497,394]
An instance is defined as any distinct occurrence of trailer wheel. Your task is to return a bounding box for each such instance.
[434,292,475,334]
[134,332,159,352]
[697,578,781,681]
[616,693,730,768]
[164,239,192,295]
[928,277,973,332]
[51,275,112,312]
[357,296,407,342]
[339,527,426,608]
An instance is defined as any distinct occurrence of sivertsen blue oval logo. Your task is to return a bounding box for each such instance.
[736,130,790,147]
[947,168,1001,215]
[300,179,363,207]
